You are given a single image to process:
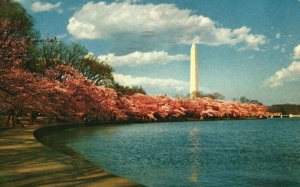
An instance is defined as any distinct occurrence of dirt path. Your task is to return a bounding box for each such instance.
[0,125,143,187]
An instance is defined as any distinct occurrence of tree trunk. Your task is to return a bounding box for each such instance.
[6,114,11,127]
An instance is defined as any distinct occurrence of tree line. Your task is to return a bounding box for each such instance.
[269,104,300,115]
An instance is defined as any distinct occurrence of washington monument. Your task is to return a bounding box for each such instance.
[190,43,199,98]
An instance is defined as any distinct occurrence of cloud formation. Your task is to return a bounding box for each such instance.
[293,44,300,59]
[67,1,266,51]
[31,1,62,13]
[264,61,300,87]
[113,73,189,92]
[98,51,188,67]
[115,0,141,3]
[265,44,300,87]
[56,33,68,39]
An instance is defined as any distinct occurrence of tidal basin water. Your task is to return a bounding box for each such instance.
[43,119,300,186]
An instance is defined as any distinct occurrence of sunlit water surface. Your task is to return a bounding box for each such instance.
[42,119,300,186]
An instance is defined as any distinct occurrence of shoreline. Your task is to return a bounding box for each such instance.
[0,123,143,187]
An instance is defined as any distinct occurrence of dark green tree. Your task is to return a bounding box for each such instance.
[74,56,115,87]
[28,40,116,87]
[29,41,88,69]
[206,92,225,100]
[237,96,263,105]
[187,91,225,100]
[269,104,300,115]
[0,0,39,70]
[0,0,37,38]
[112,83,146,95]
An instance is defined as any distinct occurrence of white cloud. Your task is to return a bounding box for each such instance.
[56,33,68,39]
[264,61,300,87]
[293,44,300,59]
[275,33,281,39]
[115,0,141,3]
[265,44,300,87]
[31,1,62,13]
[99,51,188,67]
[67,2,266,51]
[113,73,189,92]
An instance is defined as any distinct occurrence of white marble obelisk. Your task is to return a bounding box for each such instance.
[190,43,199,98]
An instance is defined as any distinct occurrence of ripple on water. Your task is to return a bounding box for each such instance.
[43,119,300,187]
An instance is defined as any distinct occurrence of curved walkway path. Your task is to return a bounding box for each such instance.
[0,125,143,187]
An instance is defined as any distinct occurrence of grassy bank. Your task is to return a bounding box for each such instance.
[0,120,143,187]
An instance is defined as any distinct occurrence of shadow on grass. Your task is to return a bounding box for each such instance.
[0,125,144,187]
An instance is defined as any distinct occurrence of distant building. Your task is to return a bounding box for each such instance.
[271,113,290,118]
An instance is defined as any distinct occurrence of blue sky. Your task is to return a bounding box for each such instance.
[17,0,300,105]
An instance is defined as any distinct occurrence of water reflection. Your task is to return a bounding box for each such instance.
[188,127,201,183]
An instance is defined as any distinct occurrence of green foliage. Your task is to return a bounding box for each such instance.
[25,40,115,87]
[0,0,37,38]
[187,91,225,100]
[27,40,88,69]
[73,56,114,87]
[205,92,225,100]
[234,96,263,105]
[269,104,300,115]
[0,0,39,72]
[112,83,146,95]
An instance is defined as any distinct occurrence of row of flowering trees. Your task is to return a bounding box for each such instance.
[116,94,270,122]
[1,63,270,126]
[0,1,270,127]
[1,65,270,127]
